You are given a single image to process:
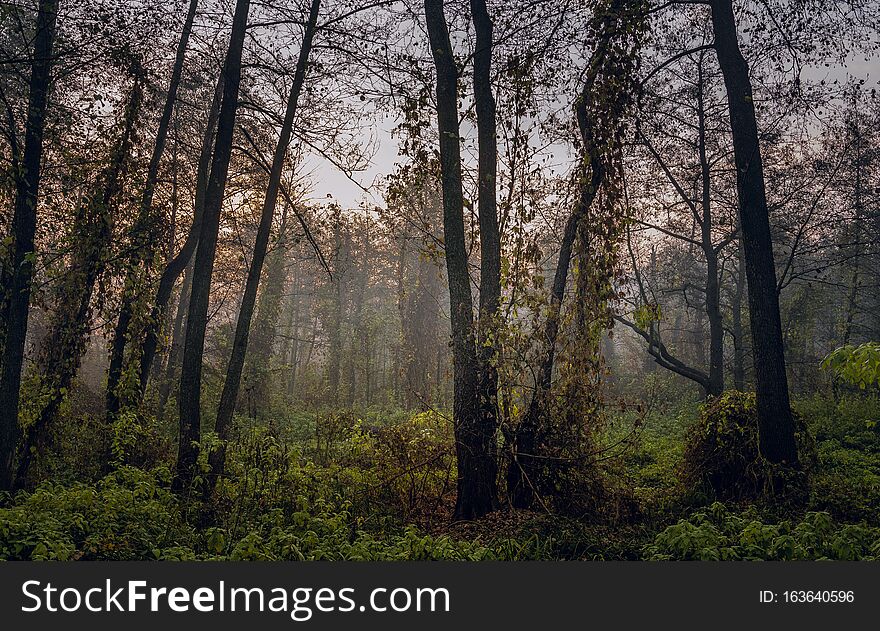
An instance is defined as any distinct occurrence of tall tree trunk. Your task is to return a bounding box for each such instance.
[469,0,501,513]
[346,259,366,407]
[106,0,200,421]
[0,0,58,490]
[732,239,747,390]
[175,0,250,489]
[425,0,496,519]
[842,120,863,346]
[304,312,319,376]
[281,269,301,400]
[697,64,724,397]
[401,251,443,407]
[327,221,346,405]
[246,203,291,414]
[841,263,861,346]
[138,72,223,400]
[394,239,406,405]
[208,0,320,486]
[157,251,194,415]
[150,125,181,393]
[709,0,798,465]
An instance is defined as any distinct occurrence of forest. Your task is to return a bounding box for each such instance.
[0,0,879,562]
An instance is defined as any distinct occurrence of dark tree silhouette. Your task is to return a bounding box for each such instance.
[175,0,251,489]
[425,0,497,519]
[709,0,798,465]
[0,0,58,490]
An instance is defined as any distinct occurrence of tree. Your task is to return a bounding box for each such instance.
[424,0,497,519]
[508,0,642,509]
[618,45,736,398]
[175,0,251,489]
[469,0,502,516]
[0,0,58,490]
[105,0,201,422]
[17,58,144,485]
[709,0,798,465]
[245,201,292,413]
[138,73,223,402]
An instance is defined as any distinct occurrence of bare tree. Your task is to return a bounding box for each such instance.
[425,0,498,519]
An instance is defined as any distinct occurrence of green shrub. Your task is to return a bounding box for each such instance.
[681,391,815,503]
[0,467,541,561]
[8,393,880,562]
[109,411,168,469]
[796,393,879,450]
[822,343,880,390]
[371,410,455,520]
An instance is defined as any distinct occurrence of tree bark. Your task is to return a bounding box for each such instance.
[0,0,58,490]
[469,0,502,515]
[425,0,497,519]
[709,0,798,465]
[175,0,251,489]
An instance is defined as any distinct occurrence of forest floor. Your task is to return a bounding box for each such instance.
[1,392,878,561]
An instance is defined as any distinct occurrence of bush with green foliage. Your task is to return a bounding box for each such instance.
[3,393,879,562]
[681,391,815,503]
[370,410,455,521]
[822,342,880,390]
[797,393,880,446]
[794,394,880,523]
[810,440,880,523]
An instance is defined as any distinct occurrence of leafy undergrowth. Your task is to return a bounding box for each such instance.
[644,503,880,561]
[1,393,878,561]
[0,466,523,561]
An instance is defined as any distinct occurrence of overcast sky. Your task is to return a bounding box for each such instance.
[301,51,880,211]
